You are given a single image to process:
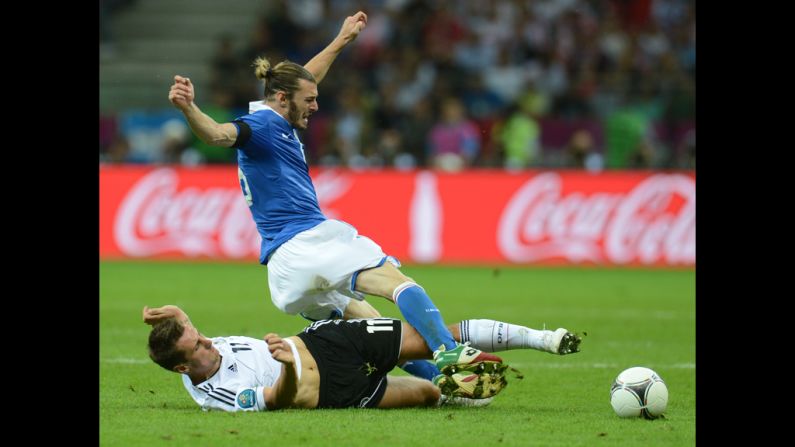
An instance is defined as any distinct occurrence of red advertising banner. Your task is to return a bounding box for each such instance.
[100,166,695,266]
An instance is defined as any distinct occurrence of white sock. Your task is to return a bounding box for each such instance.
[459,319,547,352]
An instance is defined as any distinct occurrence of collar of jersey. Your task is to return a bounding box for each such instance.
[249,102,293,129]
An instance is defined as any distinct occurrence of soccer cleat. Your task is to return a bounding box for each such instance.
[438,395,495,408]
[433,342,503,374]
[542,328,582,355]
[433,370,508,399]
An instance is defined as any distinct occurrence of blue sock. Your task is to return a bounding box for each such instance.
[394,283,457,351]
[400,360,441,381]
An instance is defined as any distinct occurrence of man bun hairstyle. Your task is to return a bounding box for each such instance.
[253,57,273,80]
[253,56,316,100]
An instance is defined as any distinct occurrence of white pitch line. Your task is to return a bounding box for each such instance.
[101,357,697,370]
[102,358,149,364]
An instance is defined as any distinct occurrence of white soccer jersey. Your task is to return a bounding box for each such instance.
[181,336,282,412]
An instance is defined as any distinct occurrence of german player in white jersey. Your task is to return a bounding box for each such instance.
[144,305,581,411]
[145,305,489,411]
[167,10,581,389]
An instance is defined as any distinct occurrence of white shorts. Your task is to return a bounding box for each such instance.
[267,219,400,321]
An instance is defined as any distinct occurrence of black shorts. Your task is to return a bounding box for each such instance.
[296,318,402,409]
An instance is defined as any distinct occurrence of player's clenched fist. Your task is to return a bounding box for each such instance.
[264,333,295,365]
[168,75,194,110]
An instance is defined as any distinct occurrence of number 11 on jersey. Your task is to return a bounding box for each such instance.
[366,319,394,333]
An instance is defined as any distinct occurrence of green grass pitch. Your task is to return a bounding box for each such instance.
[100,261,695,446]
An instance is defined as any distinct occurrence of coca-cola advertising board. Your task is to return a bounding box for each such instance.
[100,166,695,266]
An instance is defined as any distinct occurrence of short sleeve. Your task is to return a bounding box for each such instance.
[235,386,268,412]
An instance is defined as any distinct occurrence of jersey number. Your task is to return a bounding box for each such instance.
[366,319,394,333]
[238,167,253,206]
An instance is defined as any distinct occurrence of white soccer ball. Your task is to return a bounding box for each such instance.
[610,366,668,419]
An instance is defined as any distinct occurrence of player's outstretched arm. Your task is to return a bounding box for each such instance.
[263,333,299,409]
[304,11,367,84]
[168,75,238,148]
[142,305,192,327]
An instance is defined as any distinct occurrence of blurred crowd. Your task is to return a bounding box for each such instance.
[100,0,695,171]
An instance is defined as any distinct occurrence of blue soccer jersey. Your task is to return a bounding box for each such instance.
[232,106,326,264]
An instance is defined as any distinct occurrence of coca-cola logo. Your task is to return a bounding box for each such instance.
[110,168,694,265]
[497,173,695,265]
[113,168,354,258]
[114,169,258,257]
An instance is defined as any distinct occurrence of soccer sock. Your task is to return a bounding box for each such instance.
[458,319,547,352]
[400,360,441,381]
[393,282,457,351]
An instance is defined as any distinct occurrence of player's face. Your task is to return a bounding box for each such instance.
[176,325,221,377]
[288,79,319,130]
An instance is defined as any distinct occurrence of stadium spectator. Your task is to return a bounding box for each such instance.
[398,97,435,167]
[427,97,481,171]
[494,102,541,170]
[604,100,658,169]
[331,85,367,168]
[101,135,131,164]
[564,129,604,172]
[160,119,192,165]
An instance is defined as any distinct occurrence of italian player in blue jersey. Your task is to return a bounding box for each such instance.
[168,11,581,390]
